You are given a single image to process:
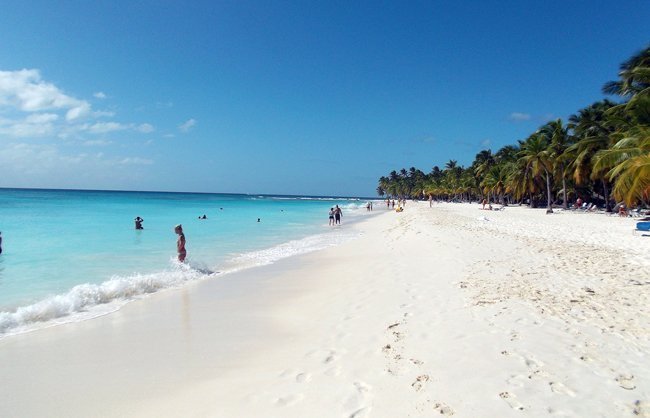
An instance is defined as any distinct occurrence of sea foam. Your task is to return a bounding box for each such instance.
[0,263,208,337]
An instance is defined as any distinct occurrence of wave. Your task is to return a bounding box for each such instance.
[0,228,360,339]
[0,263,210,337]
[225,230,357,271]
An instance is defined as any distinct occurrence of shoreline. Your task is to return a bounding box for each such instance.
[1,202,649,417]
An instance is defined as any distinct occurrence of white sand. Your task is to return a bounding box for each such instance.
[1,202,649,417]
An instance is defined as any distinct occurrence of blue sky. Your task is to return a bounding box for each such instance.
[0,1,648,197]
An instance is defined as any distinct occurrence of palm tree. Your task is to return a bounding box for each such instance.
[541,119,573,209]
[568,100,618,211]
[603,46,650,98]
[593,127,650,205]
[481,164,508,204]
[505,157,536,205]
[495,145,519,164]
[519,133,554,212]
[377,176,389,197]
[597,45,650,206]
[472,149,494,201]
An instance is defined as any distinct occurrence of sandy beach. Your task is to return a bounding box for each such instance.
[1,201,649,417]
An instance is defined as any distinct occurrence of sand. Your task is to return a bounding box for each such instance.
[0,201,649,417]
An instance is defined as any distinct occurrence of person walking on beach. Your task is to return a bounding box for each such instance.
[334,205,342,225]
[174,224,187,262]
[329,207,335,226]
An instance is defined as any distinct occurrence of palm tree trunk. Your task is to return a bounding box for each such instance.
[561,168,568,209]
[545,171,553,213]
[603,179,611,212]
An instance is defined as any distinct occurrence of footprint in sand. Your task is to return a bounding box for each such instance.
[324,366,342,377]
[433,402,456,416]
[633,400,650,417]
[275,394,304,407]
[549,381,576,397]
[345,382,372,418]
[349,407,371,418]
[295,372,312,383]
[411,374,430,391]
[616,374,636,390]
[499,392,525,410]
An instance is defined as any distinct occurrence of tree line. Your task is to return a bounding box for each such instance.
[377,46,649,213]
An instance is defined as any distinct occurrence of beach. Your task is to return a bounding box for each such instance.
[1,201,649,417]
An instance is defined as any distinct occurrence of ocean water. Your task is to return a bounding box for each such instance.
[0,188,377,337]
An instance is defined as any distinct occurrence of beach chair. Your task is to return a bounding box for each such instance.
[634,221,650,236]
[629,208,647,218]
[581,203,594,212]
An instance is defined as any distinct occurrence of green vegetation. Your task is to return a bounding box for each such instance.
[377,46,650,210]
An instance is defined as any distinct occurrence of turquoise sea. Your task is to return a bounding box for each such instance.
[0,188,377,337]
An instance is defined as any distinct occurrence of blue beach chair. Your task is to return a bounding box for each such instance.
[634,221,650,236]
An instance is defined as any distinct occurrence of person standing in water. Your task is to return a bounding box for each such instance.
[0,231,3,255]
[134,216,144,230]
[174,224,186,262]
[334,205,342,225]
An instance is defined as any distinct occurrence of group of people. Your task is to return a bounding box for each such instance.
[133,216,187,263]
[328,205,343,226]
[385,199,408,209]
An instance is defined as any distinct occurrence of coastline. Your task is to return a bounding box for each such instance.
[1,202,649,417]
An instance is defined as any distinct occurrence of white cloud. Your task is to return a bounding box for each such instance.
[179,118,196,132]
[0,69,152,141]
[66,103,92,121]
[0,69,89,114]
[136,123,154,133]
[508,112,531,121]
[87,121,127,134]
[0,141,154,187]
[83,139,112,146]
[0,113,58,137]
[25,113,59,123]
[93,110,115,118]
[0,70,158,188]
[481,139,491,147]
[118,157,153,165]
